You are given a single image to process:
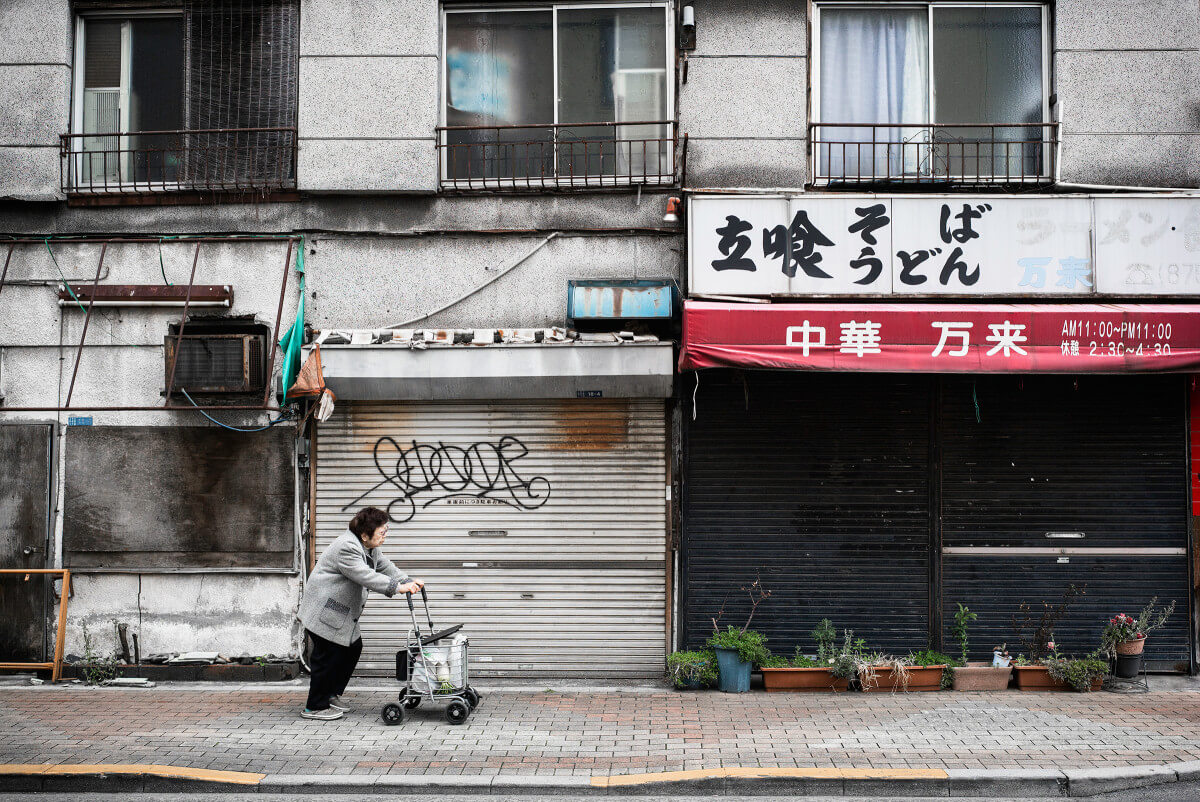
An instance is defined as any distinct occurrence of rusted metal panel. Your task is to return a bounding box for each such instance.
[314,400,667,677]
[58,284,233,306]
[62,426,294,569]
[567,280,675,323]
[0,425,53,663]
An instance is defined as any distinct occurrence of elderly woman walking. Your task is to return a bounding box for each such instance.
[298,506,422,720]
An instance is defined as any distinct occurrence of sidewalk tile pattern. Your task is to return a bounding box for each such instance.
[2,689,1199,777]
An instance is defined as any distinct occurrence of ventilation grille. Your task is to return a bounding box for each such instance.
[165,334,266,393]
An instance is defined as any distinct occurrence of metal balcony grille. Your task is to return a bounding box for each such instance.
[61,127,298,196]
[437,121,678,191]
[810,123,1058,187]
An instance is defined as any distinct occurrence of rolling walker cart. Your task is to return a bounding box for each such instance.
[381,587,481,726]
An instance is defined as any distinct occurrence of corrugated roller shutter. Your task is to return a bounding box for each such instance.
[940,375,1190,667]
[315,399,667,677]
[683,372,933,655]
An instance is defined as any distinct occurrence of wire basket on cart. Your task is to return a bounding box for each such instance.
[381,587,481,726]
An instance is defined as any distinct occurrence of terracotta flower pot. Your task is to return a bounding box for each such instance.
[859,665,945,692]
[1115,638,1145,656]
[951,662,1013,691]
[760,667,850,692]
[1013,665,1103,691]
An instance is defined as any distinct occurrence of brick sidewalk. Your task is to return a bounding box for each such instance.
[2,686,1200,778]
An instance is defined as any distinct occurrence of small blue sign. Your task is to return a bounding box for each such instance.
[67,416,93,426]
[575,390,603,398]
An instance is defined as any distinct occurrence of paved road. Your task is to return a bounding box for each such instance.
[3,788,1200,801]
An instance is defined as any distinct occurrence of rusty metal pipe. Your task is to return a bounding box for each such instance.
[63,243,108,407]
[263,238,294,407]
[0,243,13,298]
[163,243,202,406]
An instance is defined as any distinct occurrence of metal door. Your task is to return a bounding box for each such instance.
[315,400,668,677]
[0,424,53,662]
[940,375,1191,669]
[682,371,934,655]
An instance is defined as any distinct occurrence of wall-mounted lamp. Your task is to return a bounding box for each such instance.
[663,196,682,224]
[680,4,696,50]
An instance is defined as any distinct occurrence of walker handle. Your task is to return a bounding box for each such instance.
[420,586,435,631]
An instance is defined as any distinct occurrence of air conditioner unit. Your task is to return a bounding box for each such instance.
[164,333,266,394]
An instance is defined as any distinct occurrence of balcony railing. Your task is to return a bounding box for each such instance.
[810,123,1058,187]
[60,127,298,196]
[437,120,678,191]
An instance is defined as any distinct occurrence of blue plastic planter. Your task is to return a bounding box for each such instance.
[714,647,752,693]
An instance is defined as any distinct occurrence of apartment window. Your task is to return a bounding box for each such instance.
[76,14,185,185]
[812,3,1052,186]
[67,2,300,197]
[439,3,675,189]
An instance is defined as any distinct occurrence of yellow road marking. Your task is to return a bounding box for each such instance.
[0,764,264,785]
[592,766,948,787]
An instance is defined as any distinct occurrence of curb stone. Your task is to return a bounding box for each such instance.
[945,768,1066,798]
[1,766,1195,796]
[1169,759,1200,782]
[1065,764,1178,797]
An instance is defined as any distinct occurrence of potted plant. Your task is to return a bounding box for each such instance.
[708,626,768,693]
[1010,585,1085,690]
[948,603,1012,691]
[857,653,913,693]
[759,620,850,692]
[1044,652,1109,692]
[1100,599,1175,678]
[905,649,954,691]
[666,650,717,690]
[706,578,771,693]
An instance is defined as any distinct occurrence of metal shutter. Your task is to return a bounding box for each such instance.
[940,375,1190,669]
[315,399,667,677]
[683,371,933,655]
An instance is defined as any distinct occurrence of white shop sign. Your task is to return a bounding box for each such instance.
[689,195,1200,297]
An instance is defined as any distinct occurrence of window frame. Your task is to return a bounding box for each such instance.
[809,0,1052,184]
[69,8,186,192]
[439,1,675,188]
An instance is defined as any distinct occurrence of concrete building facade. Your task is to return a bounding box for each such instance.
[1,0,1197,675]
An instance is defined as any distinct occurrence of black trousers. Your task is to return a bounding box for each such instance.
[305,629,362,711]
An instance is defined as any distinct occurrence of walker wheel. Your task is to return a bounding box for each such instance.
[381,703,404,726]
[464,687,480,709]
[445,701,469,725]
[402,696,421,710]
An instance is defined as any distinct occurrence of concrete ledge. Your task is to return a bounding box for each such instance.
[947,768,1067,797]
[1066,765,1178,797]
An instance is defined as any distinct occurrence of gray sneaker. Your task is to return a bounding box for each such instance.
[329,695,352,713]
[301,707,343,721]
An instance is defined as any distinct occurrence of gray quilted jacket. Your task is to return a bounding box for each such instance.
[298,531,411,646]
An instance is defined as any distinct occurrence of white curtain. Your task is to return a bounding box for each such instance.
[819,9,929,180]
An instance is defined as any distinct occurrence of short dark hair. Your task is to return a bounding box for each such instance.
[349,507,389,538]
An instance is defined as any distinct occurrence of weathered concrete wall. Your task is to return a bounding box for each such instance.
[1055,0,1200,187]
[680,0,808,188]
[298,0,439,191]
[306,232,681,330]
[61,574,302,659]
[0,192,676,235]
[0,0,71,201]
[0,239,301,420]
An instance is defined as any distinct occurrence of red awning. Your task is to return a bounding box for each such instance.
[680,301,1200,373]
